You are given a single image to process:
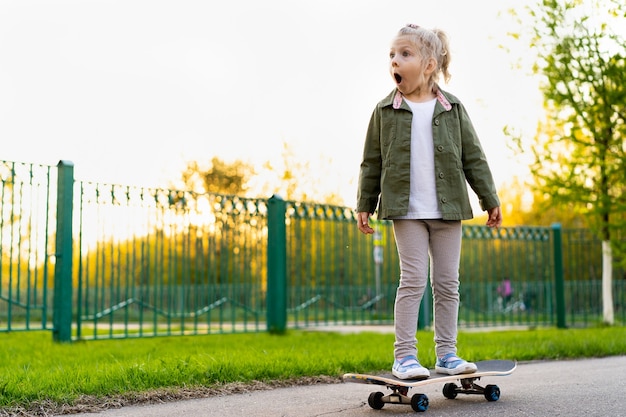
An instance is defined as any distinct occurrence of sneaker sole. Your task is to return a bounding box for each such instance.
[435,364,477,375]
[392,369,430,380]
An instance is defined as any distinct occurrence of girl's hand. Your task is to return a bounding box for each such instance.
[486,206,502,229]
[357,212,375,234]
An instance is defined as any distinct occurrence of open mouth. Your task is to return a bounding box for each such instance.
[394,73,402,84]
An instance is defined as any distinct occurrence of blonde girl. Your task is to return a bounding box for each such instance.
[357,24,502,379]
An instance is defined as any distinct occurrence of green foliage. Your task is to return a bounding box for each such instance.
[503,1,625,325]
[523,0,626,243]
[502,0,626,312]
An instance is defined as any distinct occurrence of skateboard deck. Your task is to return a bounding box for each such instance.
[343,359,516,412]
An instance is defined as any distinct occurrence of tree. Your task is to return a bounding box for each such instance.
[179,157,254,196]
[176,146,345,205]
[491,175,584,227]
[513,0,626,324]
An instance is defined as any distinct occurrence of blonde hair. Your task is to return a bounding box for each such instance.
[396,24,451,91]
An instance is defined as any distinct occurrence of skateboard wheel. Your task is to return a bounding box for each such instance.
[484,384,500,402]
[411,393,429,412]
[443,382,458,399]
[368,391,385,409]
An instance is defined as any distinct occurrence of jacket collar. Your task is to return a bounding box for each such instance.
[382,86,454,112]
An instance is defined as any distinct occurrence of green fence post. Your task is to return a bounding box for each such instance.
[53,160,74,342]
[267,194,287,334]
[552,223,567,329]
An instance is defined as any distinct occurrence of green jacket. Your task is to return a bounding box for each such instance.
[357,88,500,220]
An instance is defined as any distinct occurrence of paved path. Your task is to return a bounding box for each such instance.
[74,356,626,417]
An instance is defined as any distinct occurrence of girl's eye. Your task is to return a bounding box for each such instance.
[402,51,411,57]
[389,52,395,59]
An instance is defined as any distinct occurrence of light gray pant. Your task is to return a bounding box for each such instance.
[392,219,462,360]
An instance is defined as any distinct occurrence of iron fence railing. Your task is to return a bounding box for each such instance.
[74,182,267,339]
[1,159,624,342]
[0,160,55,331]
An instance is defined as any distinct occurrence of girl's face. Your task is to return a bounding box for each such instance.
[389,36,434,101]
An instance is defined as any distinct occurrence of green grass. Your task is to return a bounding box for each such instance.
[0,327,625,414]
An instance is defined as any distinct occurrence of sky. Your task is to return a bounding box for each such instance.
[0,0,542,207]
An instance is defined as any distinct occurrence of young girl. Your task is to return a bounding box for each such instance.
[357,24,502,379]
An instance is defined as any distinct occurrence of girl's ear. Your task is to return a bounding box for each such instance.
[425,57,437,75]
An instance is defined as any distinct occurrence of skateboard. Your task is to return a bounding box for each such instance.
[343,359,516,412]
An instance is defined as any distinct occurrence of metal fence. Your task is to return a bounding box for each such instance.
[0,160,55,331]
[74,180,268,339]
[1,160,624,341]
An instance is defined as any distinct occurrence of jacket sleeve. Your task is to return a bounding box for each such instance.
[458,103,501,211]
[357,106,383,214]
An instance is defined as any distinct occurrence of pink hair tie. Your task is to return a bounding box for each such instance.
[406,23,419,29]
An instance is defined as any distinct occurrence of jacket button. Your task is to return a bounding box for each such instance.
[434,119,440,126]
[437,145,444,152]
[439,172,445,178]
[441,197,448,203]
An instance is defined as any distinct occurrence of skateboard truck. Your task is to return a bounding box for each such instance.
[368,385,429,412]
[443,376,501,401]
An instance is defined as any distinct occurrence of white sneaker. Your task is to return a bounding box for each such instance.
[392,355,430,380]
[435,353,477,375]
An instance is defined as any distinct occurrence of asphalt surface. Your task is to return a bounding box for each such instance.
[73,355,626,417]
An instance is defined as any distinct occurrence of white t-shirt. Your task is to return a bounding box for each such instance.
[394,97,442,219]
